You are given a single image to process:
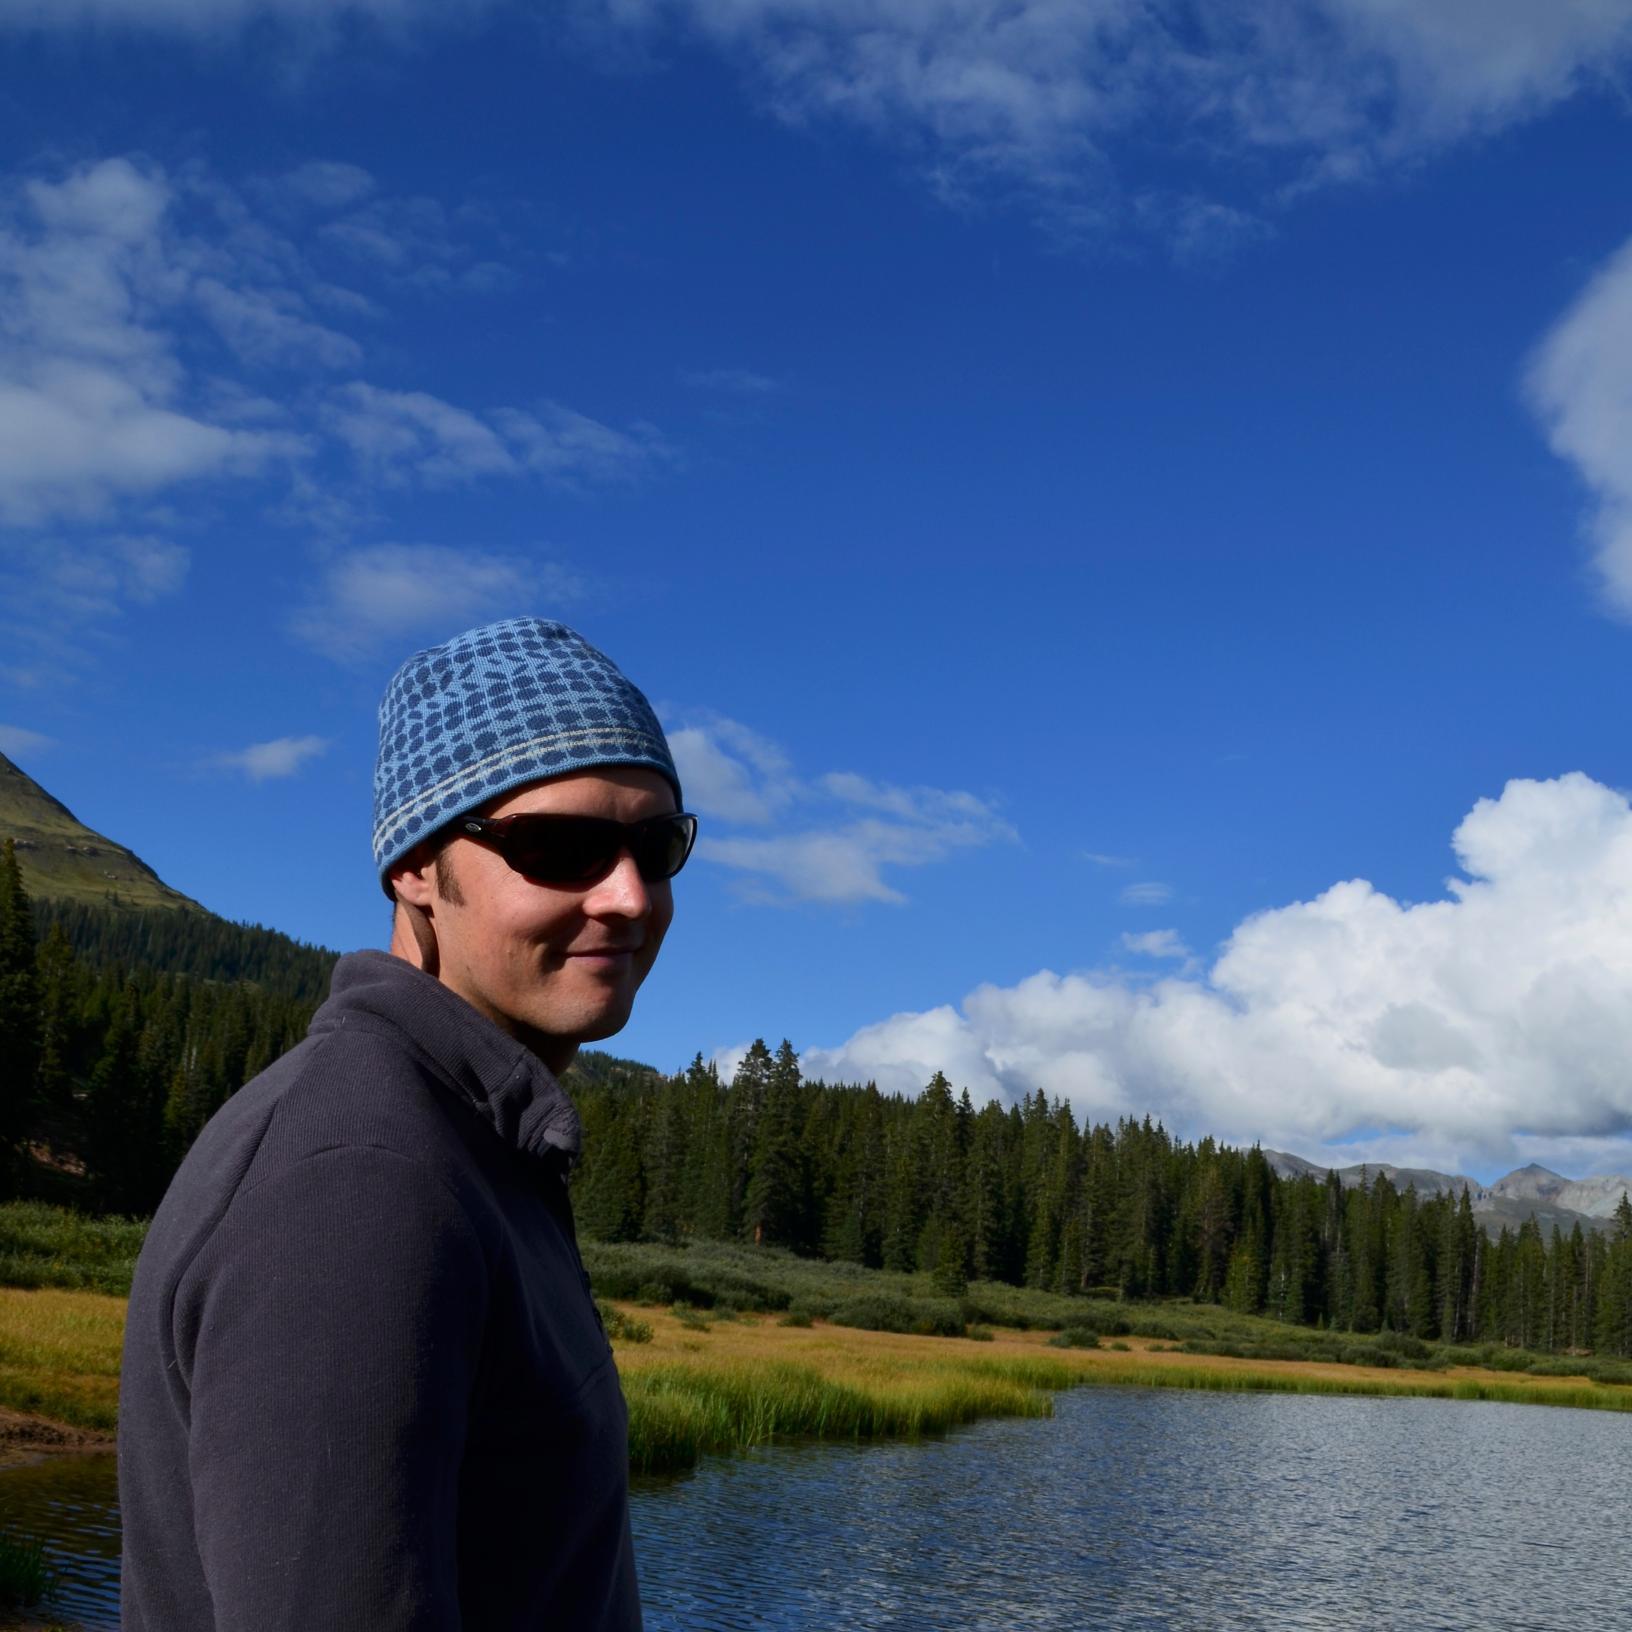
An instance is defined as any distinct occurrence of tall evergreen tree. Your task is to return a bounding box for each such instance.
[0,838,41,1188]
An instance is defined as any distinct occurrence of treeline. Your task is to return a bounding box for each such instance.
[31,897,336,1006]
[571,1038,1632,1359]
[6,837,1632,1357]
[0,841,318,1212]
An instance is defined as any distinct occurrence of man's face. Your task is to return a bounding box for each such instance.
[406,765,676,1071]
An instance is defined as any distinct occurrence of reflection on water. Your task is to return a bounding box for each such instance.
[0,1452,119,1630]
[628,1389,1628,1631]
[2,1390,1626,1631]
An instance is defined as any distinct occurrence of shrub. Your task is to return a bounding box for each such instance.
[777,1309,814,1328]
[829,1294,966,1338]
[1048,1328,1101,1350]
[597,1302,653,1344]
[1373,1330,1431,1362]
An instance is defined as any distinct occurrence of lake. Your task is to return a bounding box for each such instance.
[3,1389,1625,1629]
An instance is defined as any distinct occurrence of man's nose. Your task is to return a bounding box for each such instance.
[584,849,652,917]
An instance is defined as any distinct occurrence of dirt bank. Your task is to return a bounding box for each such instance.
[0,1406,114,1469]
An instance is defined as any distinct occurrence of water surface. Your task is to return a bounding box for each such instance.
[3,1390,1623,1629]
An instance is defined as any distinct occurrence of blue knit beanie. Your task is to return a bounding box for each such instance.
[372,617,681,888]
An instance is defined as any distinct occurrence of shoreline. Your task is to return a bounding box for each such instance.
[0,1407,114,1471]
[607,1305,1632,1476]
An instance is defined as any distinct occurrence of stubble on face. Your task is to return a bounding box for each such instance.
[418,768,677,1073]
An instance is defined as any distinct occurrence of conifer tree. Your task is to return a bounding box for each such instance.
[0,838,41,1187]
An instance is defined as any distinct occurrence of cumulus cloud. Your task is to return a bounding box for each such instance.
[289,542,581,662]
[1526,231,1632,619]
[803,773,1632,1174]
[210,733,330,780]
[671,714,1014,904]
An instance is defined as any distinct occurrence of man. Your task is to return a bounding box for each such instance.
[118,617,694,1630]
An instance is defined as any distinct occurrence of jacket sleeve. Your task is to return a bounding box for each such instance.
[174,1145,489,1631]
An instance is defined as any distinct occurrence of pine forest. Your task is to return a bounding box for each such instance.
[3,837,1632,1358]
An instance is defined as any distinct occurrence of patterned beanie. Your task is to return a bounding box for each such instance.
[372,617,681,889]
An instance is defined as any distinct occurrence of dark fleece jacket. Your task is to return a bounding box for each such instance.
[117,949,642,1631]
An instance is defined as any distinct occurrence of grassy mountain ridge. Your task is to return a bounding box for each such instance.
[0,751,201,911]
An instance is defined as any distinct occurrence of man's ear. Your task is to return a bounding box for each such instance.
[387,844,440,974]
[389,842,438,911]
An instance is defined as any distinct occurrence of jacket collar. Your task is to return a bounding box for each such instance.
[312,949,583,1163]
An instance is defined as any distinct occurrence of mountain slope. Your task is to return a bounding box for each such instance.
[0,751,201,910]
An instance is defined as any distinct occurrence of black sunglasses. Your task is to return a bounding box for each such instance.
[454,810,699,886]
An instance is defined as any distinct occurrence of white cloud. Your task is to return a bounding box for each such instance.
[0,724,52,757]
[1084,850,1133,868]
[324,385,672,489]
[290,542,580,662]
[0,153,657,529]
[211,733,330,780]
[1120,880,1173,906]
[804,772,1632,1174]
[324,383,517,483]
[1526,232,1632,620]
[9,5,1624,248]
[673,714,1015,904]
[1122,928,1188,959]
[0,158,299,522]
[596,0,1632,243]
[669,717,796,824]
[493,403,675,486]
[278,160,376,211]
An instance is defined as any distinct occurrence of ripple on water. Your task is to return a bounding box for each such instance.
[2,1391,1628,1631]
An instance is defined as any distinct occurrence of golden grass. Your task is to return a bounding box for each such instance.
[0,1285,1625,1470]
[0,1288,124,1433]
[608,1306,1632,1472]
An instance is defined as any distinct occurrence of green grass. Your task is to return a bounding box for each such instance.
[0,1534,56,1609]
[622,1355,1072,1477]
[1,754,197,912]
[0,1204,146,1298]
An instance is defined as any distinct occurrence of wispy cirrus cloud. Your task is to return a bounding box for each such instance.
[592,0,1632,246]
[1120,880,1174,906]
[210,733,330,780]
[8,5,1628,251]
[290,543,583,663]
[0,724,53,757]
[670,713,1015,905]
[0,537,190,671]
[0,153,670,530]
[679,366,784,395]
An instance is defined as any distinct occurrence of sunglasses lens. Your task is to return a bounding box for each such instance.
[630,814,697,881]
[495,813,696,884]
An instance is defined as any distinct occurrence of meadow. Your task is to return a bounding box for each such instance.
[2,1207,1630,1475]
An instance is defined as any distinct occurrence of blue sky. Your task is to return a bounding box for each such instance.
[5,0,1632,1182]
